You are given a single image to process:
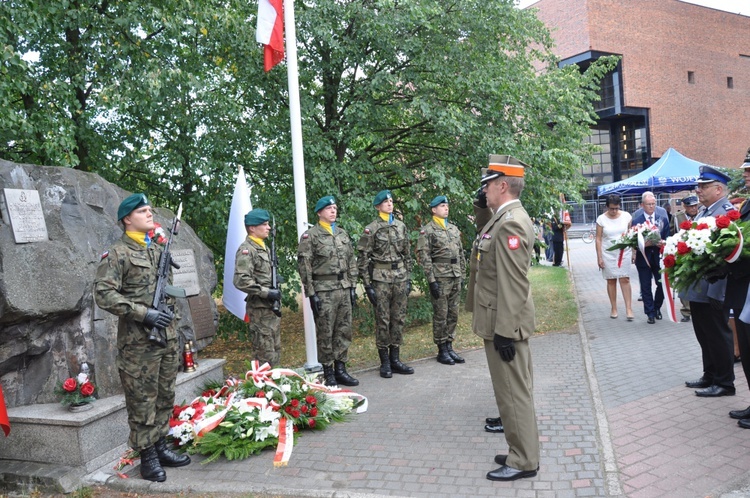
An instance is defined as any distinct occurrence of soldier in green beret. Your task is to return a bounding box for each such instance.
[94,193,190,483]
[356,189,414,378]
[297,196,359,386]
[416,195,467,365]
[233,209,282,366]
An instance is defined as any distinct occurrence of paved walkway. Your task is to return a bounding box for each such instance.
[90,239,750,497]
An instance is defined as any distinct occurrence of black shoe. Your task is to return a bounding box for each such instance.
[494,454,540,470]
[729,406,750,419]
[485,423,504,433]
[446,342,465,363]
[154,437,191,468]
[638,296,643,301]
[647,316,655,324]
[377,348,392,379]
[436,343,455,365]
[739,418,750,429]
[680,316,691,322]
[735,355,742,363]
[695,385,736,397]
[334,360,359,386]
[486,465,538,481]
[321,364,337,386]
[655,310,662,320]
[389,346,414,375]
[139,445,166,482]
[485,416,502,425]
[685,377,711,388]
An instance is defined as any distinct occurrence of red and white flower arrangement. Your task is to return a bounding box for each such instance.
[54,371,96,407]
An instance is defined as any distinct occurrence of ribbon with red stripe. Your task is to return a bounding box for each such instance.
[724,227,744,263]
[661,270,678,323]
[273,417,295,466]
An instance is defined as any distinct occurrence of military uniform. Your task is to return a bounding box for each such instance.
[417,195,466,364]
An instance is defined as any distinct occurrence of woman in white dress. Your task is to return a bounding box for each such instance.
[595,194,634,320]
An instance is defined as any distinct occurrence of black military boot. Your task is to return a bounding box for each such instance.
[155,437,191,467]
[334,360,359,386]
[436,343,455,365]
[446,342,465,363]
[139,445,166,482]
[389,346,414,375]
[378,348,392,378]
[322,364,337,386]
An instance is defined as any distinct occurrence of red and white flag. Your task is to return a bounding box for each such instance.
[257,0,284,71]
[222,168,252,322]
[0,385,10,437]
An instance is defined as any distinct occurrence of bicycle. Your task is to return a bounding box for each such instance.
[581,223,595,244]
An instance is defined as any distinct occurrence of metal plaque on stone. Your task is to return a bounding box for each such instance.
[3,188,49,243]
[188,295,216,340]
[171,248,200,297]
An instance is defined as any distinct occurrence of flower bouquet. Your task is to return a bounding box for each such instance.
[661,211,750,293]
[54,372,96,408]
[147,222,168,246]
[165,361,367,466]
[607,221,663,251]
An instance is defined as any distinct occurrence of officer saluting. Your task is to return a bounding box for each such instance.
[297,196,359,386]
[416,195,466,365]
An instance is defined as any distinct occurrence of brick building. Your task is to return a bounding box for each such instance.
[528,0,750,193]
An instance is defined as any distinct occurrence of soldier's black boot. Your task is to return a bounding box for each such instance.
[139,445,166,482]
[446,342,465,363]
[378,348,392,378]
[436,342,455,365]
[322,364,337,386]
[334,360,359,386]
[389,346,415,375]
[155,437,191,467]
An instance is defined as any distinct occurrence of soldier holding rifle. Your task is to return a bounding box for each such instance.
[95,194,190,483]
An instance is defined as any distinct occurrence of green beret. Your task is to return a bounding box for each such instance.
[373,189,392,206]
[429,195,448,208]
[244,208,270,226]
[315,195,336,213]
[117,193,150,221]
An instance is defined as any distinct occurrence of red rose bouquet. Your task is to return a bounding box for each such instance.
[607,221,663,251]
[54,373,96,406]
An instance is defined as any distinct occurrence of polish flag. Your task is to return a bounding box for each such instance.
[0,385,10,436]
[222,168,252,322]
[257,0,284,71]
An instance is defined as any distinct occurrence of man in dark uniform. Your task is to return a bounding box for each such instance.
[683,166,736,397]
[95,193,190,482]
[297,196,359,387]
[672,195,700,322]
[469,155,539,482]
[357,189,414,378]
[233,209,282,366]
[417,195,467,365]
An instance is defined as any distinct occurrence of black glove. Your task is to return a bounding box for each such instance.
[406,280,412,295]
[475,187,487,209]
[364,285,377,306]
[708,297,723,311]
[267,288,281,301]
[350,288,357,308]
[493,334,516,362]
[143,308,174,329]
[705,266,728,284]
[429,281,441,299]
[309,295,321,318]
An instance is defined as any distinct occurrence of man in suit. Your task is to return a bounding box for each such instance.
[684,166,736,397]
[631,191,670,324]
[672,195,700,321]
[469,154,539,482]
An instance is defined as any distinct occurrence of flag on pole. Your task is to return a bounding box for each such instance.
[0,385,10,436]
[257,0,285,71]
[223,168,252,322]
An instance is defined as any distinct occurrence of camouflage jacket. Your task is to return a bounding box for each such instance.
[416,219,466,282]
[233,237,274,308]
[356,217,412,286]
[297,224,357,296]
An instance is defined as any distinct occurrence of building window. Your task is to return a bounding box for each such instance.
[618,120,646,177]
[583,125,613,185]
[594,71,616,111]
[728,77,734,89]
[688,71,695,84]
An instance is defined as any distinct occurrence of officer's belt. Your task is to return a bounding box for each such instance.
[372,261,404,270]
[433,257,458,264]
[313,272,346,281]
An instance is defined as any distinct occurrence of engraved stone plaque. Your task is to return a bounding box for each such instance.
[3,188,49,243]
[171,248,200,296]
[188,295,216,340]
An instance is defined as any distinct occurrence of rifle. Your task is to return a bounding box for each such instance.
[148,203,188,347]
[270,215,282,317]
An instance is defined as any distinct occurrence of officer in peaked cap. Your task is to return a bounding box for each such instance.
[297,195,359,387]
[695,164,731,185]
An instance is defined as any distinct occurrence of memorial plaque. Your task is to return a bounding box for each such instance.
[3,188,48,243]
[188,295,217,340]
[171,248,200,296]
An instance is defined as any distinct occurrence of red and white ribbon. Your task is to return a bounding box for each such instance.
[661,271,678,323]
[725,228,744,263]
[273,417,295,467]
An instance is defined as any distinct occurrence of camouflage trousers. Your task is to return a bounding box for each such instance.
[247,305,282,366]
[372,279,409,349]
[431,276,461,344]
[314,287,353,365]
[117,337,179,450]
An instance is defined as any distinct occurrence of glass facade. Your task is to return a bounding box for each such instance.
[582,125,613,185]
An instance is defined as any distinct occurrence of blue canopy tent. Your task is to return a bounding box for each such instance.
[596,148,703,197]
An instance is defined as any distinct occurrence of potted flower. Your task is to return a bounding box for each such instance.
[54,370,96,412]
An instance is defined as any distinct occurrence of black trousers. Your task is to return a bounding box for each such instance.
[735,313,750,394]
[690,301,735,389]
[552,241,563,266]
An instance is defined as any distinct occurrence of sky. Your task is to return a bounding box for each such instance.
[516,0,746,16]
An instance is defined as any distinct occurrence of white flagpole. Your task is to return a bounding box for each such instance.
[284,0,320,372]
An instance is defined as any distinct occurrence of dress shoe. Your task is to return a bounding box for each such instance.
[485,423,504,433]
[655,310,662,320]
[486,465,537,481]
[685,377,711,388]
[680,316,691,322]
[485,416,502,425]
[729,406,750,419]
[695,385,735,397]
[739,418,750,429]
[735,355,742,363]
[494,454,540,470]
[647,316,655,324]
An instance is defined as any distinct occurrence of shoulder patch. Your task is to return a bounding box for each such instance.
[420,229,425,235]
[302,233,309,239]
[364,228,370,235]
[100,250,109,261]
[507,236,520,250]
[241,249,249,255]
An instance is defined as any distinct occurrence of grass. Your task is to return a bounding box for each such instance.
[202,264,577,377]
